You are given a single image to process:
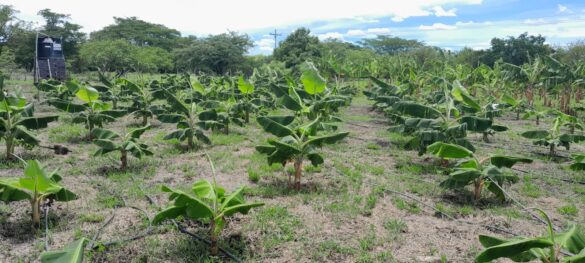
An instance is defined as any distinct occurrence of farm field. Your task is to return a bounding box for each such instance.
[1,71,584,262]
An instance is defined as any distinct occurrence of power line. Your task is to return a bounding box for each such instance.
[269,29,282,50]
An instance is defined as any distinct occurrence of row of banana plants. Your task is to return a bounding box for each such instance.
[1,63,353,262]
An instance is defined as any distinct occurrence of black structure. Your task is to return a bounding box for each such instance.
[34,33,67,83]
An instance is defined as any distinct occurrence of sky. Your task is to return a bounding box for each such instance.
[4,0,585,55]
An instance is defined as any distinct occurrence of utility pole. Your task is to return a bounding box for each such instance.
[269,29,281,50]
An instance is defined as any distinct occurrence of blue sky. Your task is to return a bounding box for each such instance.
[5,0,585,55]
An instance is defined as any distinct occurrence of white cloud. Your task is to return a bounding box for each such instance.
[523,18,545,25]
[433,6,457,17]
[254,38,275,52]
[558,4,569,13]
[366,27,392,35]
[3,0,484,34]
[317,32,345,41]
[346,29,367,36]
[419,23,457,30]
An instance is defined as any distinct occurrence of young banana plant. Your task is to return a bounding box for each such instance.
[48,85,126,139]
[0,160,77,227]
[91,125,152,170]
[124,79,161,126]
[40,238,87,263]
[235,76,257,123]
[502,94,529,120]
[521,116,585,156]
[452,84,508,143]
[427,142,532,201]
[0,87,58,160]
[198,98,244,135]
[158,89,211,150]
[153,157,264,256]
[522,109,549,126]
[255,115,349,190]
[476,210,585,263]
[569,153,585,171]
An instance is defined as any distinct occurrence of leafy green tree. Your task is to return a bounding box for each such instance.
[173,32,253,74]
[5,22,35,70]
[0,5,20,57]
[79,40,138,72]
[274,28,321,69]
[487,32,552,66]
[134,46,173,73]
[360,35,424,55]
[454,47,486,68]
[0,160,76,227]
[90,17,181,51]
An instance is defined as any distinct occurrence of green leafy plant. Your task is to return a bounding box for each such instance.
[476,209,585,262]
[41,238,87,263]
[0,160,76,227]
[523,109,549,126]
[153,156,264,256]
[1,88,58,159]
[236,76,257,123]
[427,142,532,201]
[256,115,348,190]
[521,116,585,156]
[91,125,153,170]
[48,85,126,139]
[569,153,585,171]
[502,94,529,120]
[158,89,211,150]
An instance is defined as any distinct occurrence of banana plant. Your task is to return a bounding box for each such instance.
[0,160,76,227]
[124,79,161,126]
[158,89,211,150]
[235,76,256,123]
[523,109,549,126]
[452,85,508,143]
[41,238,87,263]
[476,210,585,263]
[427,142,532,201]
[92,71,131,109]
[521,116,585,156]
[1,87,58,160]
[153,157,264,256]
[91,125,152,170]
[569,153,585,171]
[502,94,529,120]
[36,79,78,100]
[48,85,126,139]
[255,115,348,190]
[198,98,244,134]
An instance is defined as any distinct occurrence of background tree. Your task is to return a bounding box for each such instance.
[0,5,19,56]
[5,23,35,70]
[274,28,321,69]
[90,17,181,51]
[173,32,253,74]
[79,39,138,72]
[487,32,552,66]
[360,35,424,55]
